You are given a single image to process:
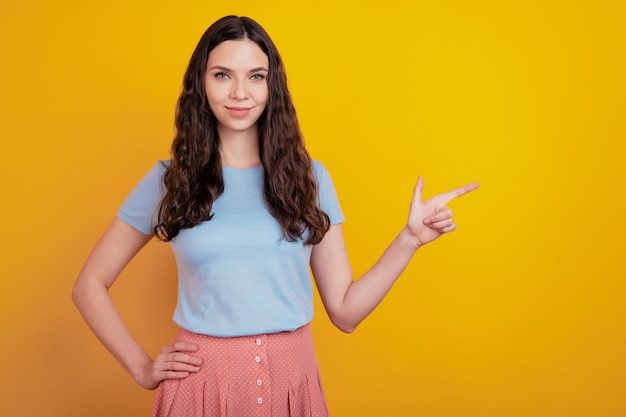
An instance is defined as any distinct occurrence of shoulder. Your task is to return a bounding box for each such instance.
[117,159,170,234]
[141,159,169,183]
[155,159,170,173]
[126,159,170,195]
[311,160,338,193]
[312,159,331,180]
[311,159,344,222]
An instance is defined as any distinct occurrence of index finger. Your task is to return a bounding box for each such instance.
[434,182,480,206]
[167,341,199,353]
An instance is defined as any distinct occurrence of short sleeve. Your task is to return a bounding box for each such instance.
[313,160,345,225]
[116,161,168,234]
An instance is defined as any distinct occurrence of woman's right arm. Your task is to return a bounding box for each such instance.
[72,218,202,390]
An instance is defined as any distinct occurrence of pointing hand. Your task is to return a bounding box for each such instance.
[406,177,479,247]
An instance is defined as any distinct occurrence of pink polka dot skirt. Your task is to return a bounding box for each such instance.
[152,324,329,417]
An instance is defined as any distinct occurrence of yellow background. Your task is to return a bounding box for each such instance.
[1,0,625,416]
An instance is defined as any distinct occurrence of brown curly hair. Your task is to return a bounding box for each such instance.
[155,15,330,244]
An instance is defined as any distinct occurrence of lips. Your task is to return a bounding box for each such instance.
[225,107,252,117]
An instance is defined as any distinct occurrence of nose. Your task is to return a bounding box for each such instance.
[229,78,248,100]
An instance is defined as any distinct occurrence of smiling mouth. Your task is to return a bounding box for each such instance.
[226,107,252,116]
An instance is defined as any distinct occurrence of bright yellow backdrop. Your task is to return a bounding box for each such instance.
[1,1,625,416]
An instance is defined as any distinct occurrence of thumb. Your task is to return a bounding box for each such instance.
[413,176,424,202]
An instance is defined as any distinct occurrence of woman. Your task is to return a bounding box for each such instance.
[72,15,478,417]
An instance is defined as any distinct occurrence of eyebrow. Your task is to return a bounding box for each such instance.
[208,65,269,73]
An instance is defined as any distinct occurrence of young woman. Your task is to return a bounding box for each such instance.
[72,15,478,417]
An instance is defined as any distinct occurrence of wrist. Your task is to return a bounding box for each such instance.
[125,350,153,386]
[400,227,422,251]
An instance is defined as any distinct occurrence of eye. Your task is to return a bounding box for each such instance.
[215,72,230,79]
[250,74,265,80]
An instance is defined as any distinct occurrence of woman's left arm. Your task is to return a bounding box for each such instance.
[310,177,478,333]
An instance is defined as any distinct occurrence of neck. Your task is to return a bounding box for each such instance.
[218,126,261,169]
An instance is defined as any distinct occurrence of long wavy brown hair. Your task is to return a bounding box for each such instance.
[155,15,330,244]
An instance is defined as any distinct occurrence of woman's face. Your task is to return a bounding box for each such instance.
[204,39,269,138]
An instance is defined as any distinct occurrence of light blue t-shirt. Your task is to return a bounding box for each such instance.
[117,160,344,337]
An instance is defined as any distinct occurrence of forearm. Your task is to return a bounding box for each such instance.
[314,178,478,333]
[72,279,152,383]
[334,228,420,332]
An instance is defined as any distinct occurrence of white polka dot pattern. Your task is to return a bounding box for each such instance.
[152,324,329,417]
